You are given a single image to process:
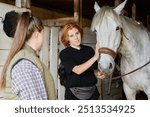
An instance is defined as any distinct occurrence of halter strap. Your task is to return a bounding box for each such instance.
[99,47,116,59]
[121,28,129,40]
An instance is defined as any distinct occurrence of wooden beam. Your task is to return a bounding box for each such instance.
[50,27,60,93]
[42,17,74,27]
[114,0,121,6]
[40,27,50,68]
[15,0,31,8]
[79,0,82,27]
[147,15,150,31]
[41,0,81,27]
[132,3,136,20]
[74,0,79,23]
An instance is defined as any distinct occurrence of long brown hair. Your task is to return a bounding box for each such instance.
[0,12,43,88]
[61,22,83,47]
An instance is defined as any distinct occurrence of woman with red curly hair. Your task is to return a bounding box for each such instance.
[59,22,105,100]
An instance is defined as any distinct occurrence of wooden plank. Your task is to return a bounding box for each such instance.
[147,15,150,31]
[58,34,65,100]
[42,17,74,27]
[42,0,80,27]
[50,27,60,96]
[74,0,79,23]
[0,50,9,66]
[0,2,29,17]
[42,0,80,26]
[0,36,12,49]
[82,27,96,44]
[79,0,82,27]
[114,0,121,6]
[15,0,31,8]
[40,26,50,67]
[132,3,136,19]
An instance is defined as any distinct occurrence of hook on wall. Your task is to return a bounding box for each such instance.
[0,17,4,23]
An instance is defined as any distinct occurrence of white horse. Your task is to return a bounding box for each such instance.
[91,0,150,100]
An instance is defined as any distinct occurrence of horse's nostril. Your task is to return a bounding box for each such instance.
[109,63,113,69]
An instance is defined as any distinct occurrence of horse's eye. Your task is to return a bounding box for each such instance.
[116,26,120,31]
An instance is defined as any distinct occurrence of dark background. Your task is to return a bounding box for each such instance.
[30,0,150,25]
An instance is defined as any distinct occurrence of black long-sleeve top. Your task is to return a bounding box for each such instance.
[59,44,98,88]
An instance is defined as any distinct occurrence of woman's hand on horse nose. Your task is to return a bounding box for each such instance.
[98,74,106,79]
[95,70,106,79]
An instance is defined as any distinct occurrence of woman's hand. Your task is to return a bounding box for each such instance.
[94,69,106,79]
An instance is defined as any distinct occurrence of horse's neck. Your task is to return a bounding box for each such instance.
[119,18,150,68]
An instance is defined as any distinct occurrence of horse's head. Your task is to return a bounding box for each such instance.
[91,0,127,75]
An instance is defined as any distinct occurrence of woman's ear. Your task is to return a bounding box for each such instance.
[35,30,39,38]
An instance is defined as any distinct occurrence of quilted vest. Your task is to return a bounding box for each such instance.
[3,45,56,100]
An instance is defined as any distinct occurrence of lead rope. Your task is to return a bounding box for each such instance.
[111,28,150,79]
[107,74,113,95]
[111,60,150,80]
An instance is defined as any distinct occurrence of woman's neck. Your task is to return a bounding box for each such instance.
[25,42,37,51]
[70,45,81,50]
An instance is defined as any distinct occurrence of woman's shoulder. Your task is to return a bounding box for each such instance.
[60,47,70,54]
[13,59,37,70]
[59,47,71,58]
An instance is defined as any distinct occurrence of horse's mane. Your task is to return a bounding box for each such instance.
[121,15,149,36]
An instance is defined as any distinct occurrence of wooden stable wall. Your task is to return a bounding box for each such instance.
[0,2,29,98]
[0,2,29,74]
[0,1,123,100]
[40,26,60,98]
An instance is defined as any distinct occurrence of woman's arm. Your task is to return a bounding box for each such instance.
[72,42,100,75]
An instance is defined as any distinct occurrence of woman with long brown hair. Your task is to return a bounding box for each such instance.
[0,11,56,100]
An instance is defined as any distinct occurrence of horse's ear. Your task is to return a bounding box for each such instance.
[94,2,100,12]
[114,0,127,15]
